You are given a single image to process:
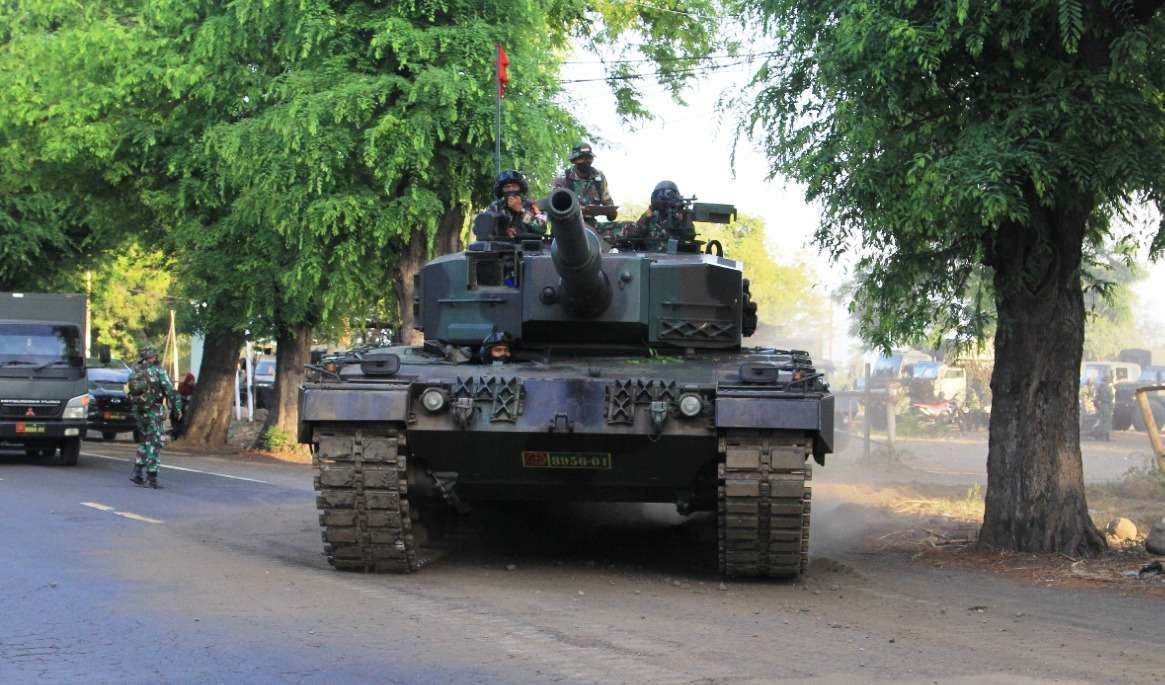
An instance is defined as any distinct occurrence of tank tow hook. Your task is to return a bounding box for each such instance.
[429,470,471,515]
[452,397,475,429]
[549,412,574,433]
[650,400,669,436]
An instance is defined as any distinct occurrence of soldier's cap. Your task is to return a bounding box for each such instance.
[138,346,159,361]
[569,143,594,162]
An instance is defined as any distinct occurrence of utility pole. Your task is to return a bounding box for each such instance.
[84,270,92,357]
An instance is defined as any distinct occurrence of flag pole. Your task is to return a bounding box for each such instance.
[494,43,502,175]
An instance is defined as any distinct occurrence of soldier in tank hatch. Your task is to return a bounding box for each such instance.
[606,180,696,250]
[482,169,546,239]
[479,331,514,364]
[555,143,616,224]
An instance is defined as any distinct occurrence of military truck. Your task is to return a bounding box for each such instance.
[0,293,102,465]
[299,188,833,579]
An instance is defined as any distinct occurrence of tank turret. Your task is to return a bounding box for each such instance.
[546,188,611,318]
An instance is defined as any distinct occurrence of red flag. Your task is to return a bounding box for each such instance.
[497,44,509,97]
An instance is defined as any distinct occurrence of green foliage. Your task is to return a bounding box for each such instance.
[89,244,174,361]
[737,0,1165,349]
[0,1,178,290]
[1,1,727,347]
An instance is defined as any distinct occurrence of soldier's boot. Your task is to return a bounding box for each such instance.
[147,471,163,489]
[130,464,145,485]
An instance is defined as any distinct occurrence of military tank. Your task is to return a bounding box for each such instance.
[299,187,833,579]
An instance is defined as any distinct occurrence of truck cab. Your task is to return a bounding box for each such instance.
[0,293,93,465]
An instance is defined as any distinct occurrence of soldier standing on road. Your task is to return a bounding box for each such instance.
[128,346,183,488]
[555,143,616,225]
[1095,373,1114,441]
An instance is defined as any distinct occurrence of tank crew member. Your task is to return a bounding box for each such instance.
[555,143,616,223]
[483,169,546,239]
[127,346,184,488]
[479,331,514,364]
[608,181,696,250]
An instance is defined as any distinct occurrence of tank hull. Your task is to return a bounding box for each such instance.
[301,346,831,579]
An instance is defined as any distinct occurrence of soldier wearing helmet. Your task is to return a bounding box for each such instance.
[127,344,183,488]
[555,143,616,224]
[483,169,546,239]
[613,180,696,250]
[479,330,514,364]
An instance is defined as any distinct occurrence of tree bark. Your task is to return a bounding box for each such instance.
[978,200,1106,557]
[179,330,243,448]
[395,205,464,345]
[255,322,312,452]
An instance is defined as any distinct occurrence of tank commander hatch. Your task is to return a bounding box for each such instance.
[604,180,696,250]
[474,169,547,241]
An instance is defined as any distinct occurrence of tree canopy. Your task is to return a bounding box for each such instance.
[738,0,1165,555]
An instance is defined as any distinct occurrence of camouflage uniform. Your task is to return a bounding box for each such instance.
[487,197,547,236]
[559,166,613,209]
[130,351,183,487]
[555,143,615,227]
[604,180,695,251]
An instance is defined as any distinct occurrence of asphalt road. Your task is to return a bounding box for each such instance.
[1,438,1163,684]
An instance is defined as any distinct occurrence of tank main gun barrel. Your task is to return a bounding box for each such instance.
[547,188,611,318]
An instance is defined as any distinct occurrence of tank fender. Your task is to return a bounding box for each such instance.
[298,385,410,444]
[715,392,834,456]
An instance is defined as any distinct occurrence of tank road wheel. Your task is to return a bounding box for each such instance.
[718,430,813,580]
[312,425,436,573]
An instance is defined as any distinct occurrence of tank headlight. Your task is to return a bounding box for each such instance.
[63,393,90,419]
[420,388,447,413]
[678,393,703,418]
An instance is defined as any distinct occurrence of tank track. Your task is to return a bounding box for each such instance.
[312,425,423,573]
[718,430,812,579]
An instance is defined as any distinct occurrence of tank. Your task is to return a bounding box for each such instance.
[299,188,834,579]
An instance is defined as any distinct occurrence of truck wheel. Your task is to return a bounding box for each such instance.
[1132,398,1165,433]
[59,438,80,466]
[102,430,118,441]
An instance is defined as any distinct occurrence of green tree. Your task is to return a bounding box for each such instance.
[739,0,1165,555]
[89,244,174,360]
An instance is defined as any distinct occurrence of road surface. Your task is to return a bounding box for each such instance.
[1,437,1162,684]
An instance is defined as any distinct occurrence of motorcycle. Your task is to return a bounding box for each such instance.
[909,398,970,432]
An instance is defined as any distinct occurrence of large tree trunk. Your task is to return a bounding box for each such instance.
[179,330,244,448]
[395,205,464,345]
[978,201,1106,557]
[255,323,312,452]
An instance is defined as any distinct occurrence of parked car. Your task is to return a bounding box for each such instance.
[252,357,275,409]
[906,361,967,402]
[86,359,140,442]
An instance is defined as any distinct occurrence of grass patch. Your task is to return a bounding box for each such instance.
[891,483,985,522]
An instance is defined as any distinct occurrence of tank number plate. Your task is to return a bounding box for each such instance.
[521,451,611,470]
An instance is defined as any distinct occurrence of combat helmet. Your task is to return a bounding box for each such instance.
[479,330,514,362]
[650,180,684,210]
[138,345,159,363]
[493,169,529,198]
[569,142,595,162]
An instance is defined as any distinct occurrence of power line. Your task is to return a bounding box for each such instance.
[557,57,760,84]
[561,49,778,66]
